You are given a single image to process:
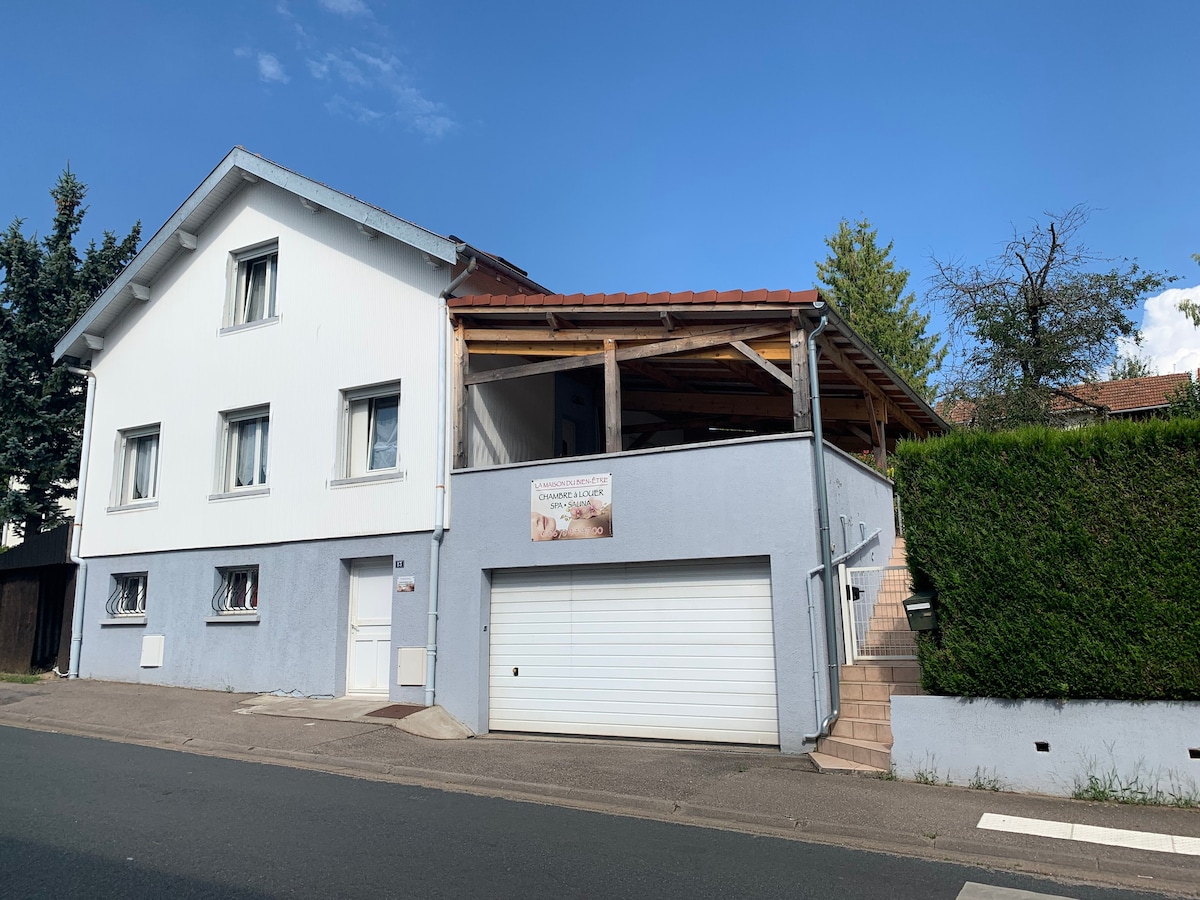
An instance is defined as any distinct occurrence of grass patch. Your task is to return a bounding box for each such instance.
[0,673,41,684]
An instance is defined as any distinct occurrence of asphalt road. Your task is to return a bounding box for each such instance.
[0,727,1174,900]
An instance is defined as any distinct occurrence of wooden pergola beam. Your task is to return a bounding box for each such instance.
[463,324,788,386]
[623,391,871,421]
[816,335,926,437]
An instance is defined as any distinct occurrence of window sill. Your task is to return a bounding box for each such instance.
[329,470,406,489]
[107,500,158,514]
[208,487,271,502]
[205,614,261,624]
[219,316,280,337]
[100,616,147,627]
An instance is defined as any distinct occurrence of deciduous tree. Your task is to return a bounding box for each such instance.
[0,170,140,537]
[930,206,1172,429]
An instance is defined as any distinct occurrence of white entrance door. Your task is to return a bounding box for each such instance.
[347,558,393,695]
[489,559,779,745]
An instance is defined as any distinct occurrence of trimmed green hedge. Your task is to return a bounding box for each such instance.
[893,419,1200,700]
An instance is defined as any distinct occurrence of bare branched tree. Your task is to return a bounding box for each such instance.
[930,206,1173,429]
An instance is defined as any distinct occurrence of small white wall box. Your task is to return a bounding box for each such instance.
[140,634,165,667]
[397,648,426,686]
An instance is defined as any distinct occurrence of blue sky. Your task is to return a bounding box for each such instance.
[2,1,1198,375]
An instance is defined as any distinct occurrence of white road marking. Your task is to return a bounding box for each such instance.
[977,813,1200,857]
[957,883,1078,900]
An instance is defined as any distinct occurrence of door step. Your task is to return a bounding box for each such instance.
[808,750,887,775]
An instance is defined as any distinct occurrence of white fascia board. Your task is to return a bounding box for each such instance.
[54,147,458,362]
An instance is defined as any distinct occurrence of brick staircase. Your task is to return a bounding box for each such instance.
[810,538,921,773]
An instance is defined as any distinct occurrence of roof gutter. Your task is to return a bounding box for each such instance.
[425,255,478,706]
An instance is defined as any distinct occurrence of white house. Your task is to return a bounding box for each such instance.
[55,149,947,761]
[53,147,547,702]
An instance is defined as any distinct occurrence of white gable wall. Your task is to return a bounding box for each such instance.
[80,181,449,557]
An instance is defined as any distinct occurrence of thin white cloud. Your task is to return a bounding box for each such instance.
[326,95,385,123]
[1116,285,1200,376]
[312,45,456,136]
[306,51,368,86]
[319,0,370,16]
[257,53,290,84]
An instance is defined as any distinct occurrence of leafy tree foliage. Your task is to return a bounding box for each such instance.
[1167,373,1200,419]
[1109,352,1155,380]
[1179,253,1200,327]
[815,218,945,398]
[930,206,1172,429]
[0,170,140,537]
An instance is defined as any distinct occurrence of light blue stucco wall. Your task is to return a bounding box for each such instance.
[435,434,899,753]
[80,532,431,699]
[893,695,1200,797]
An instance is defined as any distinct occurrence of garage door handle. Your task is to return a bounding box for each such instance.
[512,667,519,676]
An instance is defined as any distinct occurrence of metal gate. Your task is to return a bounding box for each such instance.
[839,564,916,661]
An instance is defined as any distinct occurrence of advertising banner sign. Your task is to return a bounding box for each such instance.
[530,473,613,542]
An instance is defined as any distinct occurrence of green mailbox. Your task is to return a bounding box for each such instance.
[903,591,939,631]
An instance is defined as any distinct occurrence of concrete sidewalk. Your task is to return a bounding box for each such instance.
[1,678,1197,897]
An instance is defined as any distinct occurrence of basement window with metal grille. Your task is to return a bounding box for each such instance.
[212,566,259,616]
[107,573,147,618]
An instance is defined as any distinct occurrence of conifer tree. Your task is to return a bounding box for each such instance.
[816,218,945,398]
[0,170,140,537]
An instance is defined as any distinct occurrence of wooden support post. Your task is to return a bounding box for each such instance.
[604,338,622,453]
[867,393,887,471]
[452,322,468,469]
[790,325,812,432]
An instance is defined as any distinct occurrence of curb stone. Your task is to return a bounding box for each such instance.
[2,713,1197,897]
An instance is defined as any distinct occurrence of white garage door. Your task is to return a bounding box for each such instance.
[489,559,779,745]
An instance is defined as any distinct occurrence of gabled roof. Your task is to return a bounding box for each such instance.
[54,148,548,362]
[1057,371,1193,414]
[939,370,1196,425]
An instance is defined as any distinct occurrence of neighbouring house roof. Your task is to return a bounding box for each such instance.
[448,289,948,438]
[1055,371,1194,415]
[54,147,549,362]
[939,370,1197,425]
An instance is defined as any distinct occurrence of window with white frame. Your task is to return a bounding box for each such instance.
[229,244,278,326]
[220,406,270,492]
[115,425,160,506]
[340,382,401,479]
[107,573,147,617]
[213,566,258,614]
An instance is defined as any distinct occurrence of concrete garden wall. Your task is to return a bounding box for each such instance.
[891,695,1200,799]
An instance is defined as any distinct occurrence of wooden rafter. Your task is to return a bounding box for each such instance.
[463,324,788,386]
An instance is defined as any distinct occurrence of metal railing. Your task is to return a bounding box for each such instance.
[212,568,258,614]
[106,574,146,617]
[839,564,916,661]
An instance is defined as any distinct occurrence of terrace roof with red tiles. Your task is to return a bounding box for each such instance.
[447,289,822,308]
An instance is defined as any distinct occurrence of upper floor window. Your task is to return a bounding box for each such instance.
[115,425,160,507]
[339,382,401,480]
[228,243,278,327]
[221,406,270,492]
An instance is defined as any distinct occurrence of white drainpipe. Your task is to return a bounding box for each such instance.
[425,255,477,706]
[65,366,97,678]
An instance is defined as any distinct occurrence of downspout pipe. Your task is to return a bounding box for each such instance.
[804,313,840,741]
[804,527,881,742]
[425,255,477,706]
[65,366,97,678]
